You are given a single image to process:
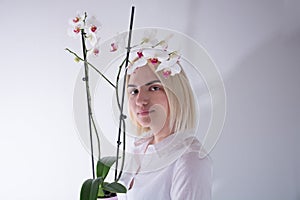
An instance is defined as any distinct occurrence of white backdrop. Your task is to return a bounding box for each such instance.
[0,0,299,199]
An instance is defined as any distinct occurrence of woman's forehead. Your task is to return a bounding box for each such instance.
[128,65,159,86]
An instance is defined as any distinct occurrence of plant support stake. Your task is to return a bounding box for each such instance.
[115,5,135,182]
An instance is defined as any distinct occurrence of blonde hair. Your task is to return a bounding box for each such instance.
[127,62,196,135]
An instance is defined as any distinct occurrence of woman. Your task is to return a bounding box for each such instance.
[118,49,212,200]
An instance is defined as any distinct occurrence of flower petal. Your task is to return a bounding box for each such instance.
[127,57,147,74]
[110,43,118,52]
[170,63,181,75]
[110,32,127,52]
[86,15,101,33]
[141,29,157,44]
[142,49,169,61]
[155,57,181,77]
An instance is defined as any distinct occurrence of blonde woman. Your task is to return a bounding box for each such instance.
[118,48,212,200]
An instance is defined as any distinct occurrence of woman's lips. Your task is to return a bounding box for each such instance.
[138,110,154,116]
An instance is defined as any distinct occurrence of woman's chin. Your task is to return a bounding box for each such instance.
[137,120,151,128]
[137,116,167,133]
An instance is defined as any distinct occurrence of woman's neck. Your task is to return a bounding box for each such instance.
[149,125,174,145]
[150,133,170,144]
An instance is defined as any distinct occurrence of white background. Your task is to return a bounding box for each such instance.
[0,0,299,199]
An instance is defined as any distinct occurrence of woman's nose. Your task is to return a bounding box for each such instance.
[136,89,149,106]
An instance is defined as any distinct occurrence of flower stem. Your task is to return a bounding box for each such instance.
[81,29,96,179]
[115,58,126,110]
[65,48,116,89]
[91,114,101,160]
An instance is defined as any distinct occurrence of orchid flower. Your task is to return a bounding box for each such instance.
[153,34,173,50]
[68,12,102,57]
[156,54,181,78]
[110,43,118,52]
[68,12,86,38]
[112,29,181,78]
[91,39,101,56]
[127,48,169,74]
[110,32,127,52]
[140,29,159,47]
[85,15,101,45]
[127,50,147,74]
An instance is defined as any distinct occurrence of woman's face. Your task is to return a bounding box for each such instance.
[127,65,170,133]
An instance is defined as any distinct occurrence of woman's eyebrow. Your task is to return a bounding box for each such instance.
[127,84,136,88]
[145,80,161,86]
[127,80,161,88]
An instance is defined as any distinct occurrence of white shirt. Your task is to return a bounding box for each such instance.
[118,131,212,200]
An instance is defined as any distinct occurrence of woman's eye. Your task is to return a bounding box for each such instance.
[150,86,161,91]
[130,89,139,95]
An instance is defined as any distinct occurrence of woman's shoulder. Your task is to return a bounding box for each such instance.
[176,136,212,166]
[187,136,211,156]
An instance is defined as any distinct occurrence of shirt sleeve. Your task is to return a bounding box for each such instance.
[170,152,213,200]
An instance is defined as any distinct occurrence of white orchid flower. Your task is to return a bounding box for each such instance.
[142,48,169,62]
[110,32,127,52]
[153,34,174,50]
[68,12,101,44]
[67,12,86,38]
[127,48,170,74]
[156,53,181,78]
[141,29,158,46]
[85,15,101,34]
[67,12,102,59]
[84,15,101,50]
[109,29,181,78]
[127,50,148,74]
[90,39,101,56]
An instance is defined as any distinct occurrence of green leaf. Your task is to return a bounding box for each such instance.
[97,187,105,198]
[89,177,103,200]
[96,156,118,179]
[80,179,93,200]
[102,182,127,194]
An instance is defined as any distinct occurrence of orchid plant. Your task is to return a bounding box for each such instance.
[66,12,127,199]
